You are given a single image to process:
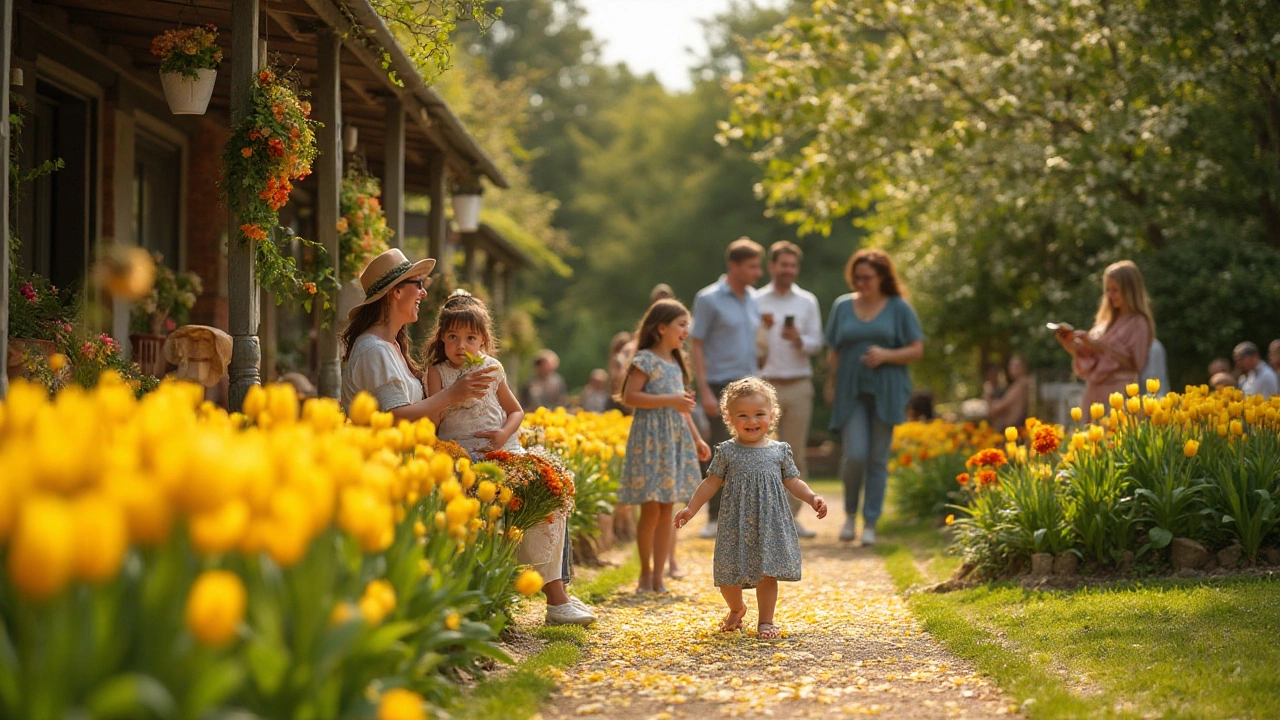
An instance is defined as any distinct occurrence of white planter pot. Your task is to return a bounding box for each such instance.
[451,194,482,233]
[160,69,217,116]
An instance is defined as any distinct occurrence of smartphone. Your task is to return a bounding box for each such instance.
[784,315,795,328]
[1045,322,1074,332]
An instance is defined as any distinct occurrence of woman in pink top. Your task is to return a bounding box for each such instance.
[1055,260,1155,408]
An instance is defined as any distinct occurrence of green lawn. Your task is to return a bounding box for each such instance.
[879,505,1280,719]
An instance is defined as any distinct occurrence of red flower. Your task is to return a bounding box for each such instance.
[977,469,999,487]
[966,448,1008,469]
[956,472,970,486]
[1032,425,1061,456]
[20,282,37,303]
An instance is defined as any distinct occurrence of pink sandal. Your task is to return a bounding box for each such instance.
[757,623,781,640]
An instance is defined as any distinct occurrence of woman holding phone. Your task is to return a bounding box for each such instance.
[1054,260,1155,408]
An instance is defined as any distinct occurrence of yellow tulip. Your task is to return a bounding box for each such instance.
[7,496,75,601]
[1109,393,1124,410]
[1146,378,1160,395]
[514,568,543,596]
[1125,396,1141,415]
[1070,407,1083,422]
[1231,420,1244,436]
[1125,383,1139,398]
[945,514,955,526]
[189,500,251,556]
[70,494,129,583]
[349,391,379,426]
[445,612,461,630]
[1004,427,1018,443]
[185,570,246,647]
[329,602,357,627]
[48,353,68,372]
[1090,403,1105,421]
[1184,440,1199,458]
[242,384,267,419]
[378,688,426,720]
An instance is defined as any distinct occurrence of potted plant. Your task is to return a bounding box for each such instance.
[25,332,159,399]
[129,254,203,377]
[338,166,394,282]
[151,25,222,115]
[221,64,335,313]
[6,271,77,381]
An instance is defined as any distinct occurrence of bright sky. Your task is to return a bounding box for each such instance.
[578,0,783,91]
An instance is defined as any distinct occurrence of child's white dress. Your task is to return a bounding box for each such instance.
[433,355,562,583]
[708,439,804,589]
[432,355,523,457]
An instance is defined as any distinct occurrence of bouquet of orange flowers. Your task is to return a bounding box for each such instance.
[485,448,575,531]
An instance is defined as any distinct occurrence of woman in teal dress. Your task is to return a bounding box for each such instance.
[823,249,924,545]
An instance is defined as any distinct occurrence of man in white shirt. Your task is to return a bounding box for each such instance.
[754,241,824,538]
[1235,341,1279,399]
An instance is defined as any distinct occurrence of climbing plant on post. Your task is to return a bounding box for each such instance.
[220,64,336,314]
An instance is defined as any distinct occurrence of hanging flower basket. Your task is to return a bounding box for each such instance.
[338,165,394,282]
[151,25,222,116]
[220,64,335,314]
[160,69,218,115]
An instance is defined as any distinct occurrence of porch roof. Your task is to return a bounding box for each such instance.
[21,0,508,193]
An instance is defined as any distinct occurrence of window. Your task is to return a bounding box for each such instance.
[134,132,182,269]
[14,79,96,291]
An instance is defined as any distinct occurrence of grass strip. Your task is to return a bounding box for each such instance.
[456,547,639,719]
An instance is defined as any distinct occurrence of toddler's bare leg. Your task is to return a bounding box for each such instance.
[756,576,779,626]
[719,585,747,631]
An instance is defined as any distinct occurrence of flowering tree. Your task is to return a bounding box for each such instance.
[728,0,1280,382]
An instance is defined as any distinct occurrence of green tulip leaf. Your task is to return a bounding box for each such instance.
[1148,527,1173,548]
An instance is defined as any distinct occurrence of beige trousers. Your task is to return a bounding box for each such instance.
[516,511,567,583]
[767,378,813,517]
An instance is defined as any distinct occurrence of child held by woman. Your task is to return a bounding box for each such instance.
[618,299,712,593]
[675,378,827,639]
[423,290,595,626]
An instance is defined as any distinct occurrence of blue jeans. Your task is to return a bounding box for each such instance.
[840,395,894,526]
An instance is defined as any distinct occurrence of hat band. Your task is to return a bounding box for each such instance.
[365,261,414,299]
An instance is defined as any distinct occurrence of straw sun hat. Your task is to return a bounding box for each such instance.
[346,248,436,321]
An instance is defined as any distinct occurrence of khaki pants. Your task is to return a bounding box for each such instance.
[767,378,813,517]
[517,512,568,583]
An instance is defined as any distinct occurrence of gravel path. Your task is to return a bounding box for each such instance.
[542,500,1016,718]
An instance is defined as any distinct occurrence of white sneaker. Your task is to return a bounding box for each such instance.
[699,520,719,539]
[567,596,595,613]
[546,601,596,626]
[794,521,817,539]
[861,527,877,546]
[838,516,857,542]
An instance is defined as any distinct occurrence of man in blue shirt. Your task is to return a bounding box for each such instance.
[691,238,764,538]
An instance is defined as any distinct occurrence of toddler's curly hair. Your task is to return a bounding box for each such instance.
[718,377,781,438]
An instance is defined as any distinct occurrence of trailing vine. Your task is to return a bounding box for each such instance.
[220,63,336,314]
[366,0,501,83]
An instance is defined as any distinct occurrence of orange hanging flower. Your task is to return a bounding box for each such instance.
[240,147,253,157]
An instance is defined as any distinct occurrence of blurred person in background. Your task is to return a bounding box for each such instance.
[579,368,612,413]
[1269,339,1280,375]
[1140,338,1170,398]
[1208,357,1232,380]
[521,349,570,410]
[1235,342,1279,398]
[1055,260,1154,408]
[986,355,1030,432]
[1211,372,1237,392]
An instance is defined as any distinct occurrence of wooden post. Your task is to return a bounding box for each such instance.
[484,253,497,302]
[316,28,342,398]
[383,97,405,247]
[426,149,448,269]
[227,0,261,411]
[0,0,11,399]
[110,91,137,352]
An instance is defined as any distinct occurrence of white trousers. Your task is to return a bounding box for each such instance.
[516,511,567,583]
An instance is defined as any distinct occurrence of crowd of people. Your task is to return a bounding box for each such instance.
[335,242,1276,638]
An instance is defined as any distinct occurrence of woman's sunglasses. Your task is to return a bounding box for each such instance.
[397,278,426,291]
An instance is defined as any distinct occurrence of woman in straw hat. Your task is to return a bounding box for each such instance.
[341,249,497,415]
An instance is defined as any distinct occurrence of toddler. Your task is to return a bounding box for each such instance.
[675,377,827,639]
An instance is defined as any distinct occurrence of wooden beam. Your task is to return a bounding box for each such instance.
[227,0,261,411]
[426,150,449,271]
[384,97,405,249]
[0,0,11,399]
[315,27,342,398]
[343,77,377,108]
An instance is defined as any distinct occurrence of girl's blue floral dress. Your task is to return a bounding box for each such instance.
[618,350,701,504]
[708,439,804,589]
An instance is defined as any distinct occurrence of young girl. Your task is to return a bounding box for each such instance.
[618,299,712,593]
[675,377,828,639]
[424,291,596,626]
[424,291,523,457]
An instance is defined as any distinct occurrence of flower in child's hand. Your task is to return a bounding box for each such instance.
[811,495,828,519]
[462,351,485,369]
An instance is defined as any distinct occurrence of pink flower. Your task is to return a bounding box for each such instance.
[20,283,36,303]
[165,317,176,331]
[81,341,95,357]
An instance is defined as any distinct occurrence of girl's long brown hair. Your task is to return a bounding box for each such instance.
[423,292,496,368]
[341,296,423,375]
[846,248,907,297]
[617,299,691,404]
[1094,260,1156,335]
